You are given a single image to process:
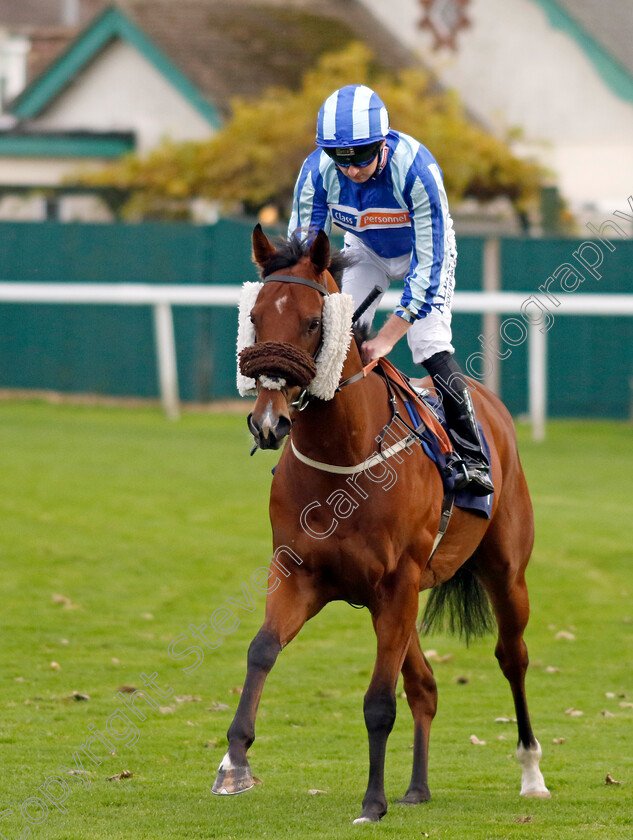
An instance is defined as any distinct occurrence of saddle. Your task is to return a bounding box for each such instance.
[374,358,493,521]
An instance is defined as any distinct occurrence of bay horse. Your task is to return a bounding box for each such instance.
[212,226,550,822]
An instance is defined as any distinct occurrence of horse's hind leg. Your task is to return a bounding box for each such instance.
[212,575,325,796]
[398,631,437,805]
[473,543,550,799]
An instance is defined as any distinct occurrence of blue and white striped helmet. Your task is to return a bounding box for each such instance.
[316,85,390,148]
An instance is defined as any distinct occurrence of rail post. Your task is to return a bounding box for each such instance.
[153,302,180,420]
[528,321,547,442]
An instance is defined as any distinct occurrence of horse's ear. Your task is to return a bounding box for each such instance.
[252,224,276,268]
[309,229,330,275]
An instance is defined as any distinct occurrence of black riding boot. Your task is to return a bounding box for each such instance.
[423,351,494,497]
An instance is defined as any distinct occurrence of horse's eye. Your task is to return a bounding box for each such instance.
[307,318,321,333]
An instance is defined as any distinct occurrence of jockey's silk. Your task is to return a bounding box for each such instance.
[288,130,456,322]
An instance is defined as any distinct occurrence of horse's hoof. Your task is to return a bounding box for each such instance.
[212,752,255,795]
[353,805,384,824]
[522,788,551,799]
[397,788,431,805]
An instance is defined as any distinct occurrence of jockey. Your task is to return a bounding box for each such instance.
[288,84,493,496]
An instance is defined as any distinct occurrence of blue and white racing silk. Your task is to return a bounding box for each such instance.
[288,130,456,322]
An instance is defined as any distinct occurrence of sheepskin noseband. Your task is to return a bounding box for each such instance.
[235,276,354,401]
[239,342,317,389]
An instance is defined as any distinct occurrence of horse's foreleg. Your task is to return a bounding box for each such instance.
[212,576,323,796]
[398,632,437,805]
[354,576,419,824]
[479,567,550,799]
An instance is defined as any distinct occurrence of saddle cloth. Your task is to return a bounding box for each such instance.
[378,359,493,520]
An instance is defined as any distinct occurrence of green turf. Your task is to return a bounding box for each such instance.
[0,402,631,839]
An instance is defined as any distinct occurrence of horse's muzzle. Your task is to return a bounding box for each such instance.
[247,410,292,451]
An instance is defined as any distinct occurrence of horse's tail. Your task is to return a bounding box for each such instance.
[420,563,496,646]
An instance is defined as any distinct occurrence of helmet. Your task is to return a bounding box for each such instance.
[316,85,389,149]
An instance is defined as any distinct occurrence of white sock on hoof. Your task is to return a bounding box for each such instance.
[516,740,551,798]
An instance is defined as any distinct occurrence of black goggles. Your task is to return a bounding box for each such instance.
[323,141,383,168]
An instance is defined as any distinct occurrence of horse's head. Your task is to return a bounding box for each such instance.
[237,225,355,450]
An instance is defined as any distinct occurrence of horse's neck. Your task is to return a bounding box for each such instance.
[291,342,390,465]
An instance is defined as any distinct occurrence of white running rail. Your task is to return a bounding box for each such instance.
[0,282,631,437]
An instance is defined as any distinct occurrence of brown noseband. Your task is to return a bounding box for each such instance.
[238,341,317,388]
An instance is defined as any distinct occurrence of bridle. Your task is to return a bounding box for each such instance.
[239,272,379,411]
[262,273,329,297]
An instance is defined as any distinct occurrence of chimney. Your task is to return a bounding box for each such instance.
[61,0,80,27]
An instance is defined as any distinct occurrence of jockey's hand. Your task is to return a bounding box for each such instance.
[360,313,411,365]
[361,336,393,364]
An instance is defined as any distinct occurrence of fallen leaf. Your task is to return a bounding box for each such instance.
[618,701,633,709]
[175,695,202,703]
[158,706,175,714]
[70,691,90,702]
[308,789,328,795]
[470,734,486,745]
[50,662,61,671]
[555,631,576,641]
[52,594,75,609]
[107,770,132,781]
[565,707,584,716]
[229,686,243,695]
[515,816,533,823]
[456,676,469,684]
[605,773,621,785]
[495,716,517,723]
[545,666,561,674]
[552,738,566,745]
[605,692,616,699]
[118,685,136,693]
[140,613,154,620]
[111,658,120,665]
[602,710,615,718]
[14,677,24,682]
[209,702,230,712]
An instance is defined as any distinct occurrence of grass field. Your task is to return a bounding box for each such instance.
[0,402,631,840]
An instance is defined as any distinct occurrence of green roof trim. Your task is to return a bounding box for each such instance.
[0,134,135,158]
[10,5,222,127]
[530,0,633,103]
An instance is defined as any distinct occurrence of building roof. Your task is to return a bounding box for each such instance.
[555,0,633,78]
[0,0,106,28]
[530,0,633,101]
[115,0,415,115]
[7,0,417,123]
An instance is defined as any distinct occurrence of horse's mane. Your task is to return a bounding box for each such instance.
[259,234,352,289]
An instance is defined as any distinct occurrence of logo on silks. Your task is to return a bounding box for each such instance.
[331,205,411,232]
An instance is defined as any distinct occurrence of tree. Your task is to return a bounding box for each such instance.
[74,42,544,221]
